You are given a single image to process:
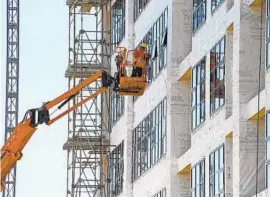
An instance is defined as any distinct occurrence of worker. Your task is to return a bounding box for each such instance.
[114,51,126,91]
[132,42,149,77]
[115,48,127,77]
[115,53,124,72]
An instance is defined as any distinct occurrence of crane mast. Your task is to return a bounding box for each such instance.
[2,0,20,196]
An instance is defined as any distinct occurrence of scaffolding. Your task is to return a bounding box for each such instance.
[63,0,112,197]
[2,0,20,196]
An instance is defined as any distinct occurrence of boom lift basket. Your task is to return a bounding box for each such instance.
[117,49,147,96]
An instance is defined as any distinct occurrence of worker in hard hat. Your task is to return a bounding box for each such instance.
[114,47,128,81]
[132,43,149,77]
[134,42,148,60]
[115,53,124,73]
[113,52,125,91]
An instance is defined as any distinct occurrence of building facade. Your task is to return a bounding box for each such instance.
[108,0,270,196]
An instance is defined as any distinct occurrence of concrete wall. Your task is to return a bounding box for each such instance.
[175,0,267,197]
[252,188,270,197]
[132,0,170,196]
[110,0,269,196]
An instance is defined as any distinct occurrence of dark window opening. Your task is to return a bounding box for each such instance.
[193,0,206,32]
[210,37,225,114]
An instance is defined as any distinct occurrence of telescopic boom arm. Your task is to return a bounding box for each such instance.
[0,71,114,191]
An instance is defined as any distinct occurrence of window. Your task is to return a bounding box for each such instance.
[110,90,124,124]
[211,0,224,12]
[210,37,225,114]
[143,8,168,83]
[193,0,206,32]
[266,0,270,68]
[266,112,270,187]
[134,0,150,22]
[209,145,225,197]
[152,188,166,197]
[191,159,205,197]
[111,0,125,51]
[133,8,168,102]
[108,141,124,197]
[192,57,205,129]
[132,97,167,181]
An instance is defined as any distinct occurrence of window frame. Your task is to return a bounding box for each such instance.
[211,0,225,13]
[110,89,125,125]
[108,141,124,197]
[192,57,206,130]
[210,36,226,115]
[209,144,225,197]
[111,0,126,51]
[143,7,168,84]
[193,0,207,33]
[134,0,151,22]
[133,7,168,102]
[152,188,167,197]
[132,97,167,181]
[191,159,205,197]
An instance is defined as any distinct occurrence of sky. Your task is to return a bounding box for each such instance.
[1,0,70,196]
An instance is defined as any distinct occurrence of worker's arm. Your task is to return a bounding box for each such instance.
[145,52,150,61]
[0,71,114,190]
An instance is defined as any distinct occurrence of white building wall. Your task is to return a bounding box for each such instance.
[132,0,170,196]
[110,0,135,197]
[176,0,267,196]
[134,1,168,45]
[110,0,270,196]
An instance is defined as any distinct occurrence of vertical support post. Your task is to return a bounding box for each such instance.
[2,0,20,196]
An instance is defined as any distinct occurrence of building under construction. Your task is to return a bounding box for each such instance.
[4,0,270,197]
[61,0,270,196]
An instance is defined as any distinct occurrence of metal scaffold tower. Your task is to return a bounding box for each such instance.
[2,0,20,196]
[63,0,112,197]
